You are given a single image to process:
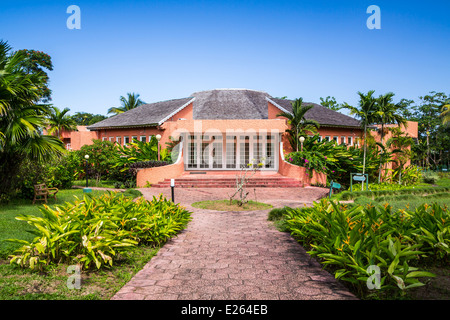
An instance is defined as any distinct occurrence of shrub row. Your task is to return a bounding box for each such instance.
[4,192,191,270]
[282,199,449,298]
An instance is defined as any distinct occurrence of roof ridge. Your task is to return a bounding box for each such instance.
[191,88,269,95]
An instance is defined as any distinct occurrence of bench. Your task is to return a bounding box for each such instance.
[32,184,58,204]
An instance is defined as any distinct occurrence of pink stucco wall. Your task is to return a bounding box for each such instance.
[136,143,185,187]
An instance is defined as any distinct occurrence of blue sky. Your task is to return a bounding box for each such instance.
[1,0,449,116]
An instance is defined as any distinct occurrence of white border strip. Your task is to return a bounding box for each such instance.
[266,97,291,114]
[158,97,196,126]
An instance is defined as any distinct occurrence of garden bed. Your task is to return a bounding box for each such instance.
[191,200,272,211]
[0,189,191,299]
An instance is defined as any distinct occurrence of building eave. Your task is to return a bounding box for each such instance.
[87,123,159,131]
[158,97,195,126]
[266,97,291,114]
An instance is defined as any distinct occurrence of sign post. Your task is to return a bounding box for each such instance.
[350,173,369,192]
[329,181,341,198]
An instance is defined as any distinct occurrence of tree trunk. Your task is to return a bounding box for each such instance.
[362,123,367,191]
[377,124,384,184]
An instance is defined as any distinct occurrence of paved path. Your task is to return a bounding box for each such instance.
[111,187,357,300]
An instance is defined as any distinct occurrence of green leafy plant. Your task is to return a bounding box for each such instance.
[4,192,191,271]
[283,199,447,298]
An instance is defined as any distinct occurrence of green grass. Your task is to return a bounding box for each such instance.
[72,179,117,188]
[0,189,108,258]
[350,194,450,212]
[0,244,159,300]
[333,177,450,212]
[192,199,272,211]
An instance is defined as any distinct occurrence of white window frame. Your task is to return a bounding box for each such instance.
[140,136,146,143]
[124,136,130,146]
[347,136,353,146]
[131,136,138,143]
[102,137,107,141]
[109,137,114,142]
[116,136,122,145]
[324,136,330,142]
[341,136,346,145]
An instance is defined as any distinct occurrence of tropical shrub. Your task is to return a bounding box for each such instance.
[76,140,120,182]
[4,192,191,270]
[128,160,170,175]
[422,171,439,184]
[283,199,448,297]
[286,134,379,187]
[15,153,78,199]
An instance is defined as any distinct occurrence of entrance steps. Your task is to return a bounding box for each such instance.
[151,172,304,188]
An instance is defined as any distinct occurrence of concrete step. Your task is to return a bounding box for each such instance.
[151,176,304,188]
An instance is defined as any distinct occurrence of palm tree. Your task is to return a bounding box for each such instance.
[442,104,450,124]
[46,106,77,139]
[276,98,319,152]
[0,40,65,195]
[107,92,145,115]
[374,92,408,183]
[342,90,378,175]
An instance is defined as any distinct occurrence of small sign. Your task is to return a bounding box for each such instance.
[353,175,366,182]
[332,182,341,189]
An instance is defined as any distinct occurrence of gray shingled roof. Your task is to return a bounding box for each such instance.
[87,89,361,129]
[191,89,271,120]
[269,98,362,128]
[87,97,194,130]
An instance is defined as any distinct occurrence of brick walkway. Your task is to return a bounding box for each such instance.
[111,187,357,300]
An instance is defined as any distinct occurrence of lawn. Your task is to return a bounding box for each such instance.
[72,179,117,188]
[0,189,108,258]
[191,199,272,211]
[0,188,170,300]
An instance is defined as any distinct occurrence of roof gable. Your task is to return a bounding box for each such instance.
[87,97,194,130]
[269,98,361,128]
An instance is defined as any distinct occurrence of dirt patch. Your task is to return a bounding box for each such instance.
[407,266,450,300]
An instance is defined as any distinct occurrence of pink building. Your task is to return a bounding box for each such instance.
[85,89,364,187]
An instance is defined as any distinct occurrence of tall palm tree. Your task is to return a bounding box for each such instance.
[46,106,77,139]
[276,98,319,152]
[0,40,65,195]
[374,92,408,183]
[107,92,145,115]
[342,90,378,175]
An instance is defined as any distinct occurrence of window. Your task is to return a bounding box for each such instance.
[149,135,154,142]
[102,137,107,141]
[109,137,114,142]
[124,136,130,146]
[317,136,322,142]
[333,136,338,143]
[347,136,353,146]
[324,136,330,142]
[116,137,122,145]
[341,136,346,145]
[131,136,138,143]
[140,136,146,143]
